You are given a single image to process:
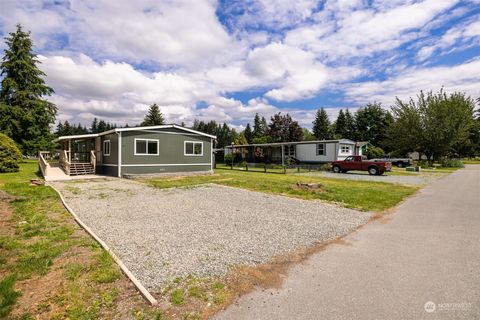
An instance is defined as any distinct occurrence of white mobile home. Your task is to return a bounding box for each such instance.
[225,139,357,165]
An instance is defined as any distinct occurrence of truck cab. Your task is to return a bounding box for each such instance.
[331,156,392,175]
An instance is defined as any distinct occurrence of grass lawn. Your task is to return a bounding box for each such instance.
[146,168,419,212]
[463,159,480,164]
[0,161,163,320]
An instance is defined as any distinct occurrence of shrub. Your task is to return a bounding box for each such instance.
[440,158,464,168]
[416,160,430,169]
[0,133,22,173]
[366,146,385,159]
[224,153,234,164]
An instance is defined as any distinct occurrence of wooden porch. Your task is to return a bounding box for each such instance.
[39,135,101,180]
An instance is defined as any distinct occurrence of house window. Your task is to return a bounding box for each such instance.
[103,140,110,156]
[284,145,295,157]
[316,143,325,156]
[184,141,203,156]
[134,139,159,155]
[341,145,350,153]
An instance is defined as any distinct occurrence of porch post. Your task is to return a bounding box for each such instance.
[281,145,285,167]
[68,140,71,162]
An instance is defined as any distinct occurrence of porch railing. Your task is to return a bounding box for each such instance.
[59,149,71,175]
[90,150,96,172]
[38,151,51,177]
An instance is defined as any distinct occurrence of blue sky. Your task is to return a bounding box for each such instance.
[0,0,479,129]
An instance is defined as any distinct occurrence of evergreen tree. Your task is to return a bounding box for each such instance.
[141,103,165,126]
[0,24,57,154]
[62,121,72,136]
[244,123,253,144]
[312,108,333,140]
[91,117,98,133]
[333,109,347,138]
[55,122,64,137]
[344,109,356,140]
[97,120,107,133]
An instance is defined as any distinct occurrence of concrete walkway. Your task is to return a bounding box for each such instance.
[215,165,480,319]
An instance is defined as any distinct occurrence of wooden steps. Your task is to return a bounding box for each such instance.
[70,163,95,175]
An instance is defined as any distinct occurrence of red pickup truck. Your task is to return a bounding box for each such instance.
[331,156,392,175]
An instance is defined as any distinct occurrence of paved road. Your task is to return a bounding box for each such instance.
[215,165,480,320]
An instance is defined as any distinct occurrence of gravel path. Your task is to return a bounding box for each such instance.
[51,179,370,291]
[299,171,442,185]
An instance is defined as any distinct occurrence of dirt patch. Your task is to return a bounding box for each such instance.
[201,238,354,319]
[292,182,325,192]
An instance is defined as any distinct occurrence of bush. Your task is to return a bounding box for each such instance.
[0,133,22,173]
[416,160,430,169]
[224,153,234,164]
[440,158,464,168]
[366,146,385,159]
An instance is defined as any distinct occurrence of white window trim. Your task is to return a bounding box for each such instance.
[184,141,203,156]
[341,145,351,153]
[316,143,325,156]
[103,140,111,156]
[134,138,159,156]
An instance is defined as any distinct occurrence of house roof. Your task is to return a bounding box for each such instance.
[55,124,217,142]
[225,139,356,148]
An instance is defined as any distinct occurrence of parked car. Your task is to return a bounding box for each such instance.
[331,156,392,175]
[371,156,412,167]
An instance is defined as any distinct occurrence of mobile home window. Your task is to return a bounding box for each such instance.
[103,140,110,156]
[316,143,325,156]
[284,145,295,157]
[134,139,159,155]
[341,145,350,153]
[185,141,203,156]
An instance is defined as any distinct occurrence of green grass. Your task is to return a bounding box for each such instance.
[0,274,21,318]
[0,161,125,319]
[146,168,418,212]
[170,289,185,305]
[91,251,121,283]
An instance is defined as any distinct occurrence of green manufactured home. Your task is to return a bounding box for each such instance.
[53,125,216,177]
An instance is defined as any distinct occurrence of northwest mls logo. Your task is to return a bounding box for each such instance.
[424,301,436,313]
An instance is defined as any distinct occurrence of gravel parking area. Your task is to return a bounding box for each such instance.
[50,179,370,291]
[299,171,441,185]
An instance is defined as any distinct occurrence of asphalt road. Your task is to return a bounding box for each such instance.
[215,165,480,320]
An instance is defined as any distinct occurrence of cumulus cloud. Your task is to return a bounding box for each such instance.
[345,58,480,105]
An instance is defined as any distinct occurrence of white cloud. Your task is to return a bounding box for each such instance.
[345,58,480,105]
[286,0,459,60]
[417,18,480,61]
[245,42,329,101]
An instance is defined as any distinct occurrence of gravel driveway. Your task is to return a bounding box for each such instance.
[51,179,369,291]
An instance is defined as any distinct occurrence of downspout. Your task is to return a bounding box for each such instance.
[117,131,122,177]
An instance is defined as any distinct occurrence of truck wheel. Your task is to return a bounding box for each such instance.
[368,166,378,175]
[333,165,341,173]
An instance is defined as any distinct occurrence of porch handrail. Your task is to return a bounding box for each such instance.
[38,151,50,177]
[59,149,71,175]
[90,150,96,172]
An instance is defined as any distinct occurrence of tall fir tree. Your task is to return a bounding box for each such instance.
[91,117,99,133]
[344,109,356,140]
[141,103,165,126]
[0,24,57,154]
[312,108,333,140]
[333,109,347,138]
[244,123,253,144]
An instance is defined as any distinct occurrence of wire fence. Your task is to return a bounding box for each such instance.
[215,162,330,174]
